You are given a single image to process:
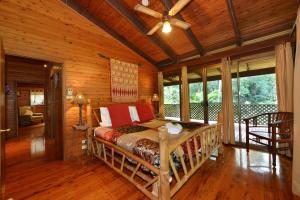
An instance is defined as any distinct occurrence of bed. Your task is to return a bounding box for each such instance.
[86,101,223,200]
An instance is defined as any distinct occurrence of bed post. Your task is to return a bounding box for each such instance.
[158,126,170,200]
[87,99,92,155]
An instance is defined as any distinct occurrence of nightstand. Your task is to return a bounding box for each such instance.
[72,124,89,158]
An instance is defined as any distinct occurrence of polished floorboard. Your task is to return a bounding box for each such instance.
[4,125,300,200]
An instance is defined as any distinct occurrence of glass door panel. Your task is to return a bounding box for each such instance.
[207,67,222,124]
[188,68,204,122]
[238,74,277,143]
[189,82,204,122]
[232,54,278,144]
[163,73,181,121]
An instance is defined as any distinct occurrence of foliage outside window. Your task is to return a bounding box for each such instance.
[207,80,222,103]
[189,82,203,103]
[30,89,44,105]
[232,74,277,104]
[164,85,180,104]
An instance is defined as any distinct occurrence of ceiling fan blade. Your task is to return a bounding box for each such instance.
[134,4,163,19]
[147,22,163,35]
[170,18,191,29]
[168,0,192,16]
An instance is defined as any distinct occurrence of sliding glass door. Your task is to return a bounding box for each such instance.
[187,66,222,124]
[188,68,204,122]
[189,82,204,122]
[163,73,181,121]
[206,67,222,124]
[232,55,278,144]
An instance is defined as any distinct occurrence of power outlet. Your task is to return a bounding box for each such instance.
[82,145,87,150]
[82,139,87,144]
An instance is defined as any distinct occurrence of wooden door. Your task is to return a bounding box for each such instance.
[0,37,9,199]
[48,65,63,159]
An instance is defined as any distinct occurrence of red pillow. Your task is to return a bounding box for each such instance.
[108,104,132,128]
[135,103,155,122]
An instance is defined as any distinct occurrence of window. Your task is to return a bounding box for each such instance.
[163,73,181,120]
[189,82,204,121]
[30,89,44,105]
[164,85,180,119]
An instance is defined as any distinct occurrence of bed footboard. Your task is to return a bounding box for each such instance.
[88,124,222,200]
[89,134,160,200]
[86,101,223,200]
[158,124,223,199]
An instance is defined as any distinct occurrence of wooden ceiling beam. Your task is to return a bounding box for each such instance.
[62,0,157,66]
[104,0,177,62]
[226,0,242,46]
[157,59,174,67]
[160,35,290,72]
[162,0,205,56]
[164,26,292,67]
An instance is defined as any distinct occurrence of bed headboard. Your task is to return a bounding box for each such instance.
[86,99,138,128]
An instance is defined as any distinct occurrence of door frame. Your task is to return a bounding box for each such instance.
[0,36,7,200]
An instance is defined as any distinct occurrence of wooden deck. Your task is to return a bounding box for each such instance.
[4,125,300,200]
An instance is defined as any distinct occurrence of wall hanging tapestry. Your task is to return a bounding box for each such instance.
[110,59,138,102]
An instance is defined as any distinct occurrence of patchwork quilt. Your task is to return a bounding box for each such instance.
[94,119,207,173]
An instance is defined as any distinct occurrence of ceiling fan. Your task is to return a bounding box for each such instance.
[134,0,192,35]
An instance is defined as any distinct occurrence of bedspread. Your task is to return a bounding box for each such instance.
[94,119,207,172]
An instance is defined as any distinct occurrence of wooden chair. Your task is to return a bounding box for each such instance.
[244,112,293,167]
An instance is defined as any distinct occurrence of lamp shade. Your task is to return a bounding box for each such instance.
[73,92,86,105]
[152,93,159,101]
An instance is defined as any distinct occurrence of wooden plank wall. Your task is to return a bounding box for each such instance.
[5,56,47,138]
[0,0,157,159]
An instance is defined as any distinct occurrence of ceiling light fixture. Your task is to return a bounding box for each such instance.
[162,20,172,33]
[141,0,149,6]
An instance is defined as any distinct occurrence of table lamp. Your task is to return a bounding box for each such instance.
[152,93,159,116]
[73,92,86,126]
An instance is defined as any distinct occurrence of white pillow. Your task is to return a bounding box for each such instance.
[129,106,140,122]
[99,107,112,127]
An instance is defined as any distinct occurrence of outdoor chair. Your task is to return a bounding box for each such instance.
[244,112,293,167]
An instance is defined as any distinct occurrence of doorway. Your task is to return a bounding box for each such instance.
[17,83,45,140]
[4,56,63,199]
[187,65,222,125]
[231,54,278,145]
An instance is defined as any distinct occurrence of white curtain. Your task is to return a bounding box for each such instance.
[158,72,165,118]
[275,42,294,112]
[275,42,294,157]
[181,66,190,122]
[293,6,300,197]
[221,58,235,144]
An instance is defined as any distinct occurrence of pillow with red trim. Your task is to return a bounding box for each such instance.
[108,104,133,128]
[135,103,155,122]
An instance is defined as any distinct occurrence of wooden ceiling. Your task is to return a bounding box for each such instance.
[64,0,297,68]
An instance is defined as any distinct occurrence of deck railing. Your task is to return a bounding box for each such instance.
[164,103,277,125]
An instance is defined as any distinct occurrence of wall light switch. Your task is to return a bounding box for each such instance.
[66,87,73,99]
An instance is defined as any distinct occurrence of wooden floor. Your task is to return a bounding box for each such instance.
[4,125,300,200]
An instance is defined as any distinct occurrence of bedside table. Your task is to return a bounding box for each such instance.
[72,124,90,159]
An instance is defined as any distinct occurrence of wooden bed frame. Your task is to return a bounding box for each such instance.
[86,100,223,200]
